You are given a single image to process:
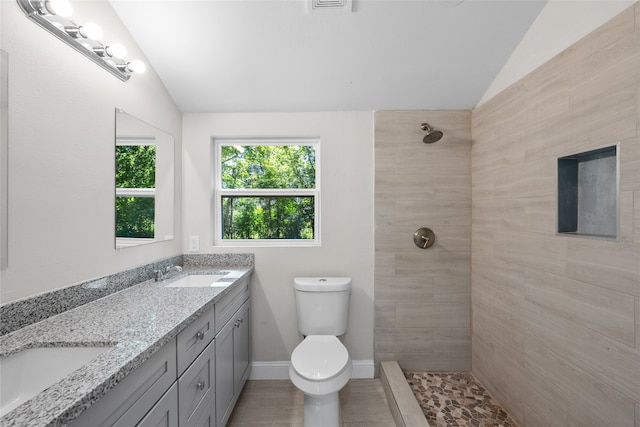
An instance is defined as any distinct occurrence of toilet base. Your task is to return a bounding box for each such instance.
[303,392,341,427]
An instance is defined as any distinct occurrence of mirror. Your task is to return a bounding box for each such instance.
[115,109,174,249]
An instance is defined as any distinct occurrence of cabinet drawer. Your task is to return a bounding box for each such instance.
[136,383,178,427]
[178,338,215,427]
[71,339,177,427]
[177,304,215,376]
[215,278,250,334]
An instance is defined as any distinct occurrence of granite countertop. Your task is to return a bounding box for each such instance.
[0,267,252,427]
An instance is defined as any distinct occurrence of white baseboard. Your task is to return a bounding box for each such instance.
[250,360,375,380]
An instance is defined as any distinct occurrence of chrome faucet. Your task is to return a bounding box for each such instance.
[154,265,183,282]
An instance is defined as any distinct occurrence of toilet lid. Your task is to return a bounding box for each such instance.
[291,335,349,381]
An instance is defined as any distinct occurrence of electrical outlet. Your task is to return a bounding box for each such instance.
[189,236,200,252]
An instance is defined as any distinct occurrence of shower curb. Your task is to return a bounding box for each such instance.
[380,361,430,427]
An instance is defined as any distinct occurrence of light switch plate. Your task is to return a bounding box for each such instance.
[189,236,200,252]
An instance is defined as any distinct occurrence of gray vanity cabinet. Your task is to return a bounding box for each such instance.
[137,383,179,427]
[69,278,250,427]
[233,301,251,390]
[178,338,216,427]
[215,282,251,427]
[70,339,178,427]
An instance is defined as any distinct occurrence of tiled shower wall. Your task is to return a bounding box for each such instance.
[374,110,472,371]
[471,4,640,427]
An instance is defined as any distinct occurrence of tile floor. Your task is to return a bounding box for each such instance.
[404,371,518,427]
[227,379,397,426]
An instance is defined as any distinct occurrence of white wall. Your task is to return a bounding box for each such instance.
[480,0,637,105]
[182,112,375,366]
[0,0,182,303]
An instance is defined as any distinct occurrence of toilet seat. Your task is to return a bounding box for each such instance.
[291,335,349,381]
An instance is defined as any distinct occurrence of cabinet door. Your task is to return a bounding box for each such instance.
[137,383,178,427]
[215,319,235,427]
[71,339,177,427]
[233,300,250,390]
[179,339,215,427]
[177,304,216,376]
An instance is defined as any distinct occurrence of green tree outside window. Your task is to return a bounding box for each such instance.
[219,144,317,241]
[116,145,156,238]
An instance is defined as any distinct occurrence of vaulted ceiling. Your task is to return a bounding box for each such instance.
[111,0,547,113]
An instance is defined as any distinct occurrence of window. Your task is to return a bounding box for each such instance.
[213,138,319,245]
[115,137,156,241]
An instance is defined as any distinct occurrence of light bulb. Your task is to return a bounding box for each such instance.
[107,43,127,59]
[79,23,103,40]
[127,60,146,74]
[44,0,72,17]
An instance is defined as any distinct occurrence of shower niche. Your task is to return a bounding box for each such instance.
[557,145,618,239]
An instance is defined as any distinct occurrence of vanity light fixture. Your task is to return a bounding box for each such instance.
[16,0,145,81]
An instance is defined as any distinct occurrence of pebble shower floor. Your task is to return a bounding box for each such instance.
[404,371,518,427]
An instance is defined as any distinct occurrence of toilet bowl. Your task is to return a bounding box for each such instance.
[289,335,352,427]
[290,277,353,427]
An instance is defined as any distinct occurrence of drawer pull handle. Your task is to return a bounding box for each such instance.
[196,381,206,391]
[234,321,240,328]
[196,331,205,340]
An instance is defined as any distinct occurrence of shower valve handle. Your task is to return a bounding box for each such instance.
[413,227,436,249]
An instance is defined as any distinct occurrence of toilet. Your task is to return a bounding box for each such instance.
[289,277,353,427]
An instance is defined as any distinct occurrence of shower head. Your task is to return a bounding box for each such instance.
[420,123,444,144]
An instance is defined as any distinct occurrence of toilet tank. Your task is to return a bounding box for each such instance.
[294,277,352,336]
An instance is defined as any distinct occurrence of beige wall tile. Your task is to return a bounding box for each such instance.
[397,351,471,372]
[567,238,640,297]
[375,147,396,174]
[524,196,557,235]
[395,145,470,176]
[471,169,495,200]
[635,191,640,244]
[636,297,640,349]
[471,6,640,425]
[395,200,471,226]
[570,30,640,105]
[471,227,494,257]
[375,302,396,328]
[433,175,471,201]
[375,173,433,200]
[375,110,472,369]
[523,368,568,427]
[523,302,568,356]
[433,276,471,303]
[523,157,556,198]
[567,323,640,402]
[374,327,434,354]
[433,328,471,353]
[375,276,433,305]
[620,138,640,192]
[375,199,396,228]
[494,232,567,275]
[620,190,635,242]
[525,338,636,427]
[396,301,470,329]
[525,269,636,346]
[395,251,471,277]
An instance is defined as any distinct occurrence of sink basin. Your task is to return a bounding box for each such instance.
[165,274,228,288]
[0,346,111,416]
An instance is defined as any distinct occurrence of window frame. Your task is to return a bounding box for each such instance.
[212,137,320,247]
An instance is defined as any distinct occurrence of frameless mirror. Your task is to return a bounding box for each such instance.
[115,109,174,249]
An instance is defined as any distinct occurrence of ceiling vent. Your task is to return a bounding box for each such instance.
[308,0,353,14]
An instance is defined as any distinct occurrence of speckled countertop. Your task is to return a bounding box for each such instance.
[0,267,252,427]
